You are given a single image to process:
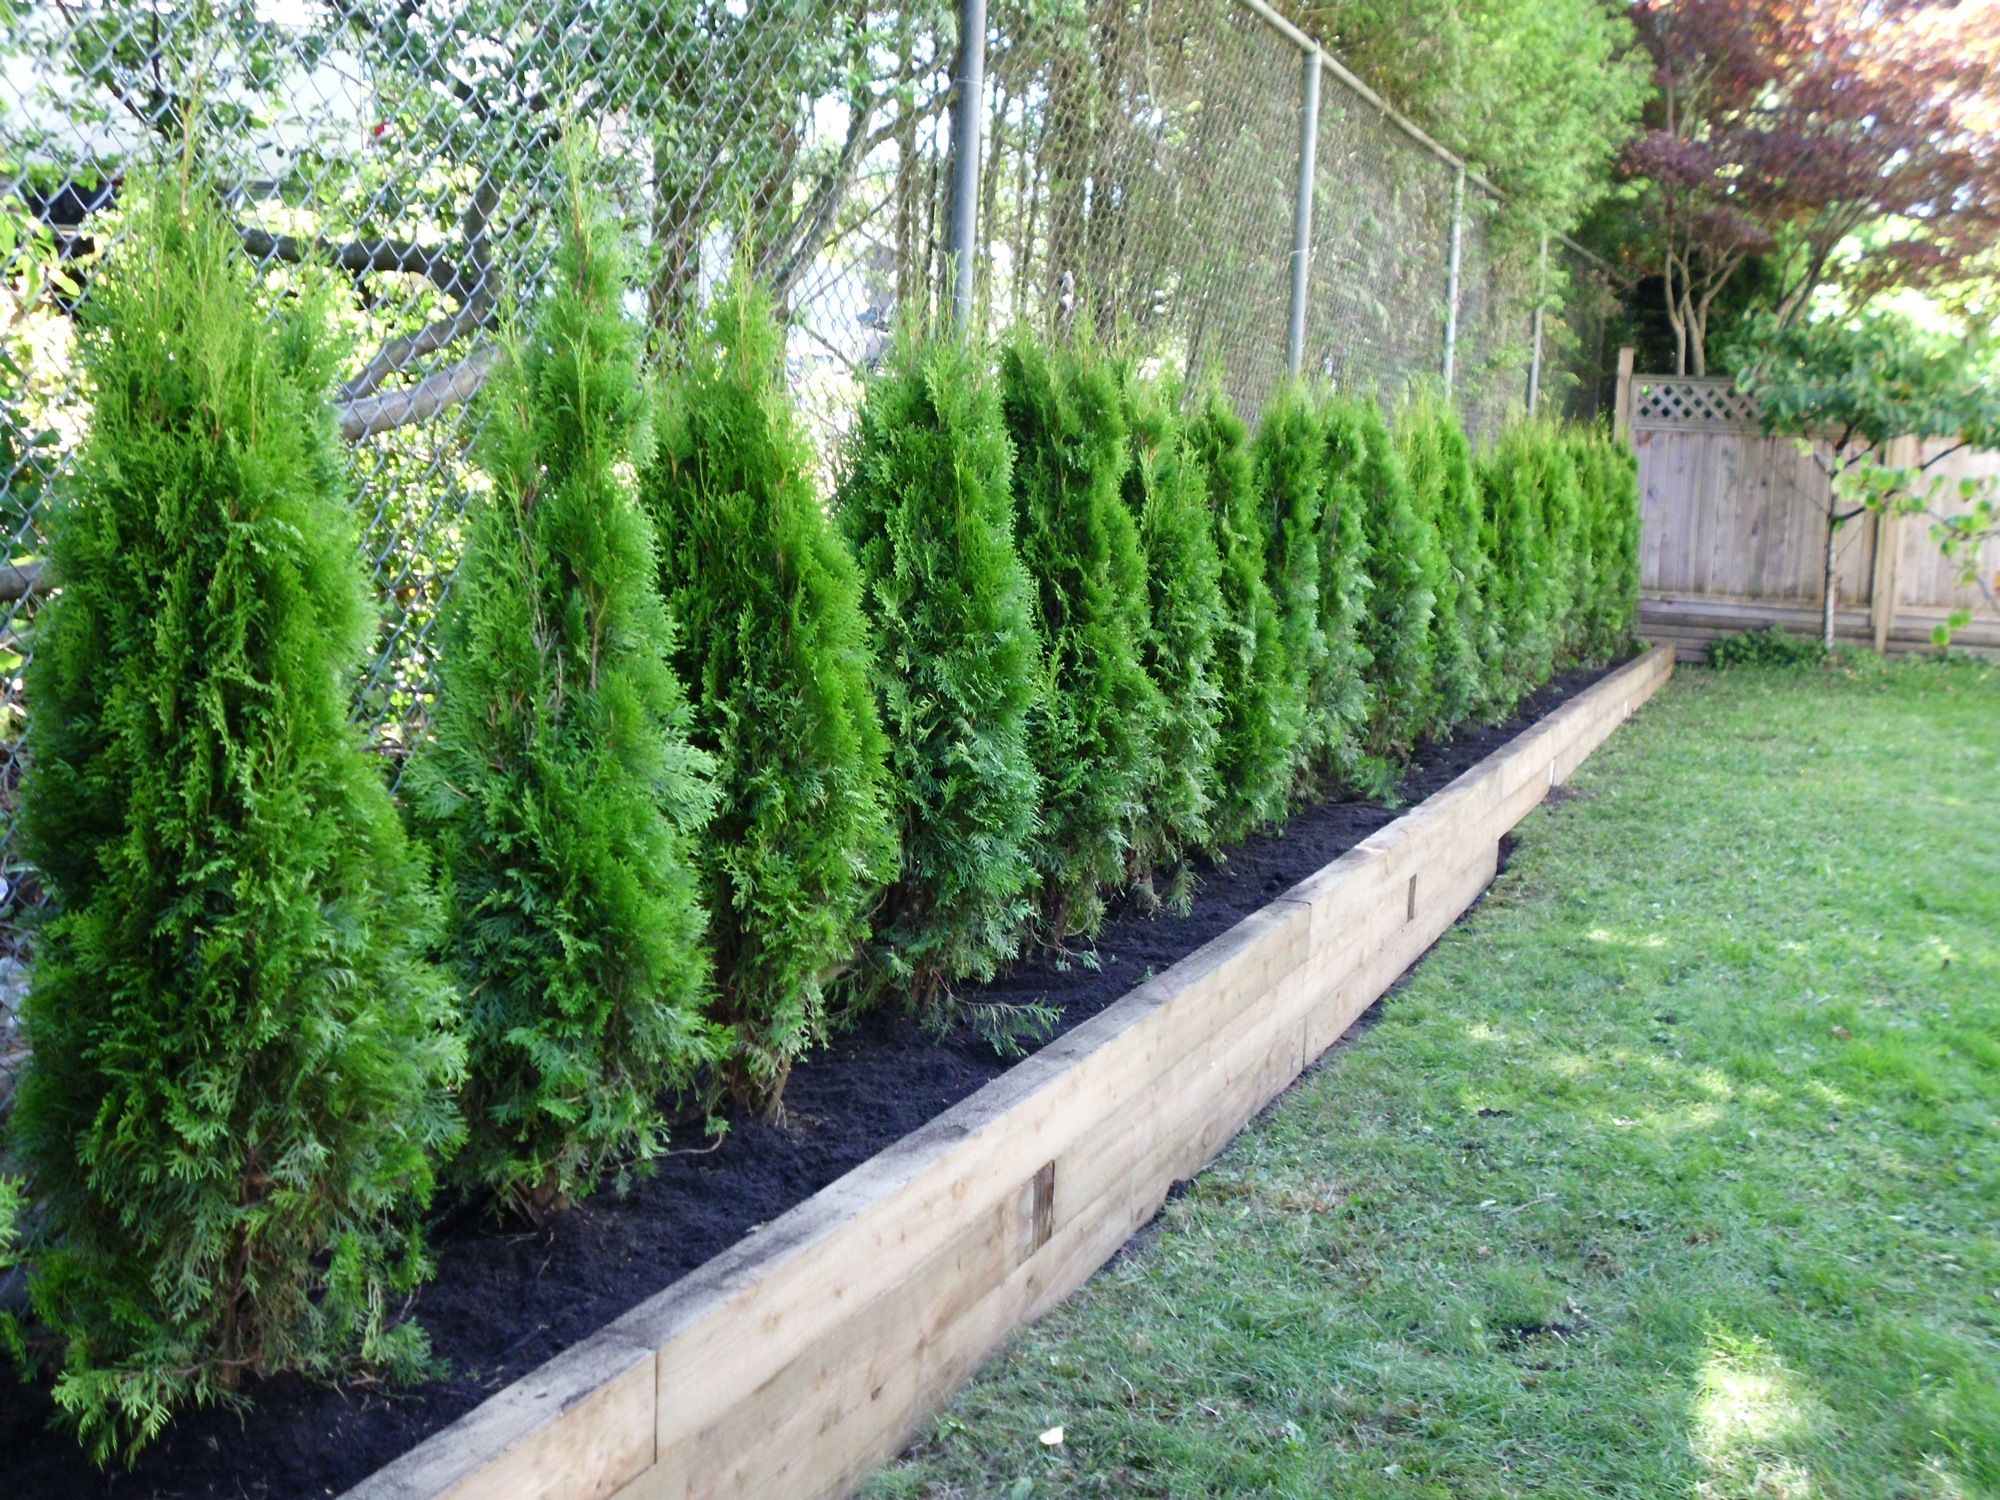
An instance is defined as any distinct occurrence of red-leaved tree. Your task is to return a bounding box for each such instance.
[1622,0,2000,374]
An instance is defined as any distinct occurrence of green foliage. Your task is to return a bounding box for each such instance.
[837,329,1042,1011]
[411,170,718,1217]
[1287,0,1650,236]
[1476,419,1639,709]
[642,270,895,1115]
[1535,422,1586,664]
[1398,386,1489,730]
[1734,309,2000,644]
[1576,429,1641,659]
[1311,394,1376,787]
[1250,381,1326,786]
[1346,396,1436,758]
[1479,424,1557,708]
[0,1173,21,1263]
[1118,368,1225,907]
[1000,328,1161,943]
[1189,388,1294,845]
[1705,626,1830,670]
[1735,308,2000,452]
[6,180,462,1462]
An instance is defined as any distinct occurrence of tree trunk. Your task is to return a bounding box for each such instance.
[1822,504,1840,649]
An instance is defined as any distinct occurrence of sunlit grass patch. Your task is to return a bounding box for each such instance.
[866,658,2000,1500]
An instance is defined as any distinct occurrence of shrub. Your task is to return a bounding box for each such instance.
[1536,421,1585,664]
[1189,387,1294,844]
[1119,367,1225,907]
[411,173,718,1217]
[6,181,462,1462]
[1398,386,1491,730]
[1580,431,1641,657]
[1347,396,1436,758]
[837,330,1042,1012]
[1479,425,1555,709]
[642,271,896,1116]
[1604,437,1642,649]
[1000,329,1161,943]
[1561,432,1603,664]
[1312,394,1377,786]
[1706,626,1829,669]
[1250,380,1324,782]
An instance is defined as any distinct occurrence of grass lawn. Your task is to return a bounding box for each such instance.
[866,658,2000,1500]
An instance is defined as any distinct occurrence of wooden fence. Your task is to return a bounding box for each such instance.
[1611,356,2000,659]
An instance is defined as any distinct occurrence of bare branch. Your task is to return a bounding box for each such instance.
[763,94,882,298]
[1919,438,1974,472]
[338,340,503,442]
[237,227,465,300]
[0,561,46,604]
[243,178,502,406]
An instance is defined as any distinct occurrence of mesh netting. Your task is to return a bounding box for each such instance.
[975,0,1305,420]
[1303,70,1456,403]
[0,0,1613,955]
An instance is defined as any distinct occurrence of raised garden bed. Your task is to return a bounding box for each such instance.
[0,648,1672,1500]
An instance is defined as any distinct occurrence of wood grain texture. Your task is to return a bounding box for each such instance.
[1632,391,2000,650]
[344,647,1676,1500]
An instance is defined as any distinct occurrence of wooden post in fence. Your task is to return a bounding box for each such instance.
[1869,435,1917,653]
[1613,346,1636,443]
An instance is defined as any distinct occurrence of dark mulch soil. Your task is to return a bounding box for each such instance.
[2,663,1613,1499]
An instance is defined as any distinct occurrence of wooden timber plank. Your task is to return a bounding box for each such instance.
[349,1331,658,1500]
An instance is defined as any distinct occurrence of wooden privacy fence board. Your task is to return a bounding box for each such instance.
[344,646,1676,1500]
[1623,366,2000,652]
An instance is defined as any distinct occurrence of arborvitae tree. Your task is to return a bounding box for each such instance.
[641,271,895,1117]
[411,171,718,1217]
[6,180,462,1461]
[1250,380,1324,782]
[836,330,1042,1013]
[1398,386,1491,730]
[1189,387,1293,844]
[1583,430,1642,660]
[1563,432,1603,664]
[1479,424,1555,707]
[1000,329,1160,943]
[1313,394,1376,788]
[1600,436,1642,652]
[1544,418,1592,664]
[1351,396,1436,758]
[1118,367,1225,908]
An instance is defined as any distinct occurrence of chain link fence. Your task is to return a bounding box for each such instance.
[0,0,1613,964]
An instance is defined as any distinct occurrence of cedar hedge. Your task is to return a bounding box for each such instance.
[1119,367,1225,910]
[0,186,1640,1461]
[640,269,896,1117]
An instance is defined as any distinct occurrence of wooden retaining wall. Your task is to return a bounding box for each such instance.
[345,646,1676,1500]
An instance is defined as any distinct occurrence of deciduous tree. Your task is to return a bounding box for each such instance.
[1620,0,2000,373]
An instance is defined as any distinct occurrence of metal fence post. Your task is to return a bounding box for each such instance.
[1442,165,1465,391]
[1527,233,1548,414]
[946,0,988,335]
[1287,46,1321,377]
